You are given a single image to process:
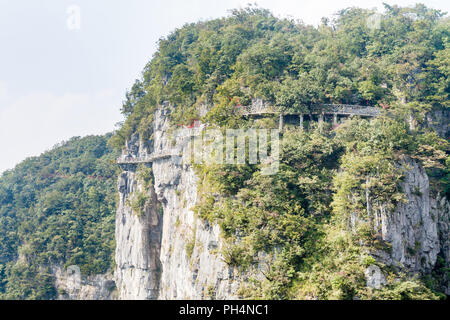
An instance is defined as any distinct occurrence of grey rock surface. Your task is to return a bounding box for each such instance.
[53,266,116,300]
[365,265,386,289]
[115,106,246,299]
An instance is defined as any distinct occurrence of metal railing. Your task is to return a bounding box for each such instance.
[238,103,381,117]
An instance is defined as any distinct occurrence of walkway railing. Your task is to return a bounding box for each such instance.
[117,151,180,164]
[238,103,381,117]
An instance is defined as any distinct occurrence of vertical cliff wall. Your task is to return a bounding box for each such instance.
[53,266,116,300]
[363,157,449,294]
[114,106,246,299]
[114,166,162,299]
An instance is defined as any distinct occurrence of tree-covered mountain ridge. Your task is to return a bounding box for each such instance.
[111,4,449,147]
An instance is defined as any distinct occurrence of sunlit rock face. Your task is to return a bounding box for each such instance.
[358,156,449,293]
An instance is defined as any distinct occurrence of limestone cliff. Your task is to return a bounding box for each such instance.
[53,266,116,300]
[114,106,247,299]
[362,157,449,294]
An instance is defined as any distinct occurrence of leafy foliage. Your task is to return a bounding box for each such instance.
[0,135,118,299]
[112,4,448,300]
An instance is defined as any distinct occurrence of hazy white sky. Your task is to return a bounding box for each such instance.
[0,0,448,173]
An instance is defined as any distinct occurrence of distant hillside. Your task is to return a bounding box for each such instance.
[0,134,119,299]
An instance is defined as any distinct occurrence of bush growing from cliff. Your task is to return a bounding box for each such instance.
[129,191,149,218]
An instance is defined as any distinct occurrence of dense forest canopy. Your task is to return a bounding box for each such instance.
[0,135,118,299]
[111,4,449,148]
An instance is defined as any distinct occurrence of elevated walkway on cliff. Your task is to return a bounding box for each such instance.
[238,102,381,130]
[117,103,381,165]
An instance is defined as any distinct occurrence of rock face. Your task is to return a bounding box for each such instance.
[53,266,116,300]
[114,167,162,299]
[366,157,449,293]
[115,106,243,299]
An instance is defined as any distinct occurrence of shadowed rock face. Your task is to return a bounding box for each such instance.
[426,108,450,139]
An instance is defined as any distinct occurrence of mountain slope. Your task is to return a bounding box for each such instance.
[0,134,118,299]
